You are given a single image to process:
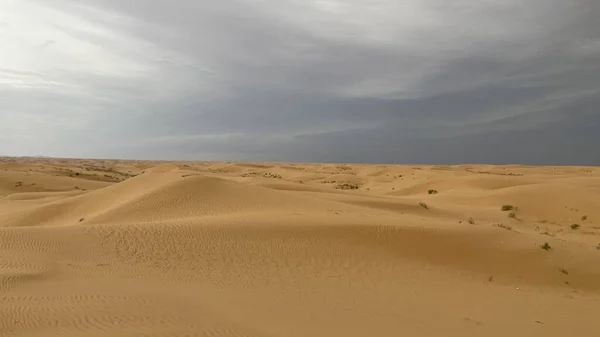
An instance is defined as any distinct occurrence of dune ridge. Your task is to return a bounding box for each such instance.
[1,158,600,336]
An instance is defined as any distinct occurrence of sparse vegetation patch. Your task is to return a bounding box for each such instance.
[321,180,337,184]
[428,189,438,195]
[335,183,360,190]
[495,223,512,231]
[540,242,551,251]
[241,172,282,179]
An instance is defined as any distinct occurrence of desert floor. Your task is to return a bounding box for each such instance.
[1,157,599,336]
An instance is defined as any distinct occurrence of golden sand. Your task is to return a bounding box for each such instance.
[1,157,599,336]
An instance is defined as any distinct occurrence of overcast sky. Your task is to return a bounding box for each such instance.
[1,0,599,164]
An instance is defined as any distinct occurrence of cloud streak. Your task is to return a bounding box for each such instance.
[1,0,599,164]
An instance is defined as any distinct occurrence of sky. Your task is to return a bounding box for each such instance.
[1,0,599,165]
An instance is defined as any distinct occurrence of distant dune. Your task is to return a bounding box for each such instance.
[1,157,599,336]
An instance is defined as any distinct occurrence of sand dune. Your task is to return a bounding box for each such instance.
[1,158,599,336]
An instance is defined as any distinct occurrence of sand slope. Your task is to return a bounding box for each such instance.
[1,158,600,336]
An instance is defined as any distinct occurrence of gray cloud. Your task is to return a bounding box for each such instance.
[1,0,599,164]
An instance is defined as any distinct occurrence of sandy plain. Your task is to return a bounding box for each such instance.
[1,157,599,336]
